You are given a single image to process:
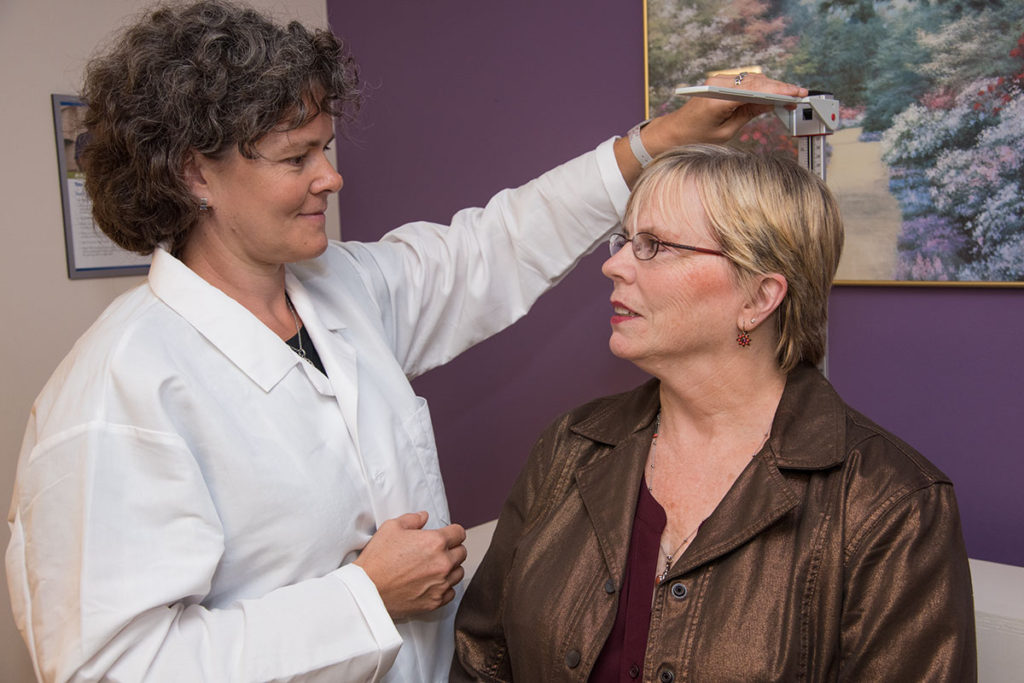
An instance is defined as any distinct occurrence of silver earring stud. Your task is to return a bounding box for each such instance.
[199,197,210,212]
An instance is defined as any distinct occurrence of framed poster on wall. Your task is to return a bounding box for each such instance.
[51,94,150,279]
[644,0,1024,286]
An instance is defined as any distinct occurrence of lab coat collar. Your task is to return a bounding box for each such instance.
[147,247,318,392]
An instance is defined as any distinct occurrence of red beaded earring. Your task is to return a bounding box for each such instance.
[736,318,755,348]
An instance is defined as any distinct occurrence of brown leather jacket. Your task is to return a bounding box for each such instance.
[452,365,976,682]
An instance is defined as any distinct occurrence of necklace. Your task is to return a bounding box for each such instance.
[646,413,661,495]
[647,411,771,582]
[648,414,701,581]
[284,295,314,366]
[658,528,699,583]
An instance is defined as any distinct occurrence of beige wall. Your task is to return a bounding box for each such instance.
[0,1,334,679]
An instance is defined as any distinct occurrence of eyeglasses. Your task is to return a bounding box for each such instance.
[608,232,725,261]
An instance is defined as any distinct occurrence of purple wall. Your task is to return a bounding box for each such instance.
[327,2,1023,567]
[828,287,1024,566]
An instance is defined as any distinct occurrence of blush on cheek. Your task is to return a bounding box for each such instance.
[678,264,737,301]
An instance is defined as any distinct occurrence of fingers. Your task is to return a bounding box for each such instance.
[449,540,468,566]
[434,563,465,609]
[446,563,466,588]
[707,71,807,98]
[354,514,470,619]
[438,524,468,584]
[395,510,429,530]
[438,522,467,548]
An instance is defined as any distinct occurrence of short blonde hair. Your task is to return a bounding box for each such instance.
[624,144,844,373]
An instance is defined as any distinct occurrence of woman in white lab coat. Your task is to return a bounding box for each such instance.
[5,1,805,681]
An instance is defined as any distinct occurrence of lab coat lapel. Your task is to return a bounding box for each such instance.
[284,274,360,449]
[147,248,305,392]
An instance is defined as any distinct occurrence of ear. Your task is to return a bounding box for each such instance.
[182,150,210,197]
[740,273,787,331]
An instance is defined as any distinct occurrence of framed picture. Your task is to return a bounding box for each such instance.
[644,0,1024,286]
[51,94,150,279]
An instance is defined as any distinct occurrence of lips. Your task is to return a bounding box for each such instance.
[610,300,640,324]
[611,300,638,315]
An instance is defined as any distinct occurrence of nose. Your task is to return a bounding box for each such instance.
[601,240,635,282]
[313,153,344,194]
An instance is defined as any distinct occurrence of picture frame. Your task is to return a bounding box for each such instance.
[644,0,1024,286]
[51,94,150,279]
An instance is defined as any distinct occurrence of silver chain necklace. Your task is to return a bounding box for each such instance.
[649,413,702,581]
[648,411,770,582]
[284,295,314,366]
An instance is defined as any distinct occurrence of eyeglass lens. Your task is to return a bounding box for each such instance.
[609,233,624,257]
[608,233,658,260]
[632,233,658,259]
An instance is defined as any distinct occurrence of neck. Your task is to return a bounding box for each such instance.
[655,357,786,456]
[180,235,294,340]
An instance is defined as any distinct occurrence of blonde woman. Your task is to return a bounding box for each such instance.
[453,145,976,682]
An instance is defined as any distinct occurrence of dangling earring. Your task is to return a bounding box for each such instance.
[736,318,755,348]
[198,197,210,212]
[736,328,751,347]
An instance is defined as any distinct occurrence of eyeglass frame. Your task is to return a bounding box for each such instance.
[608,231,725,261]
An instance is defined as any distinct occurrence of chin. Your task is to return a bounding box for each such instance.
[608,336,639,362]
[309,237,330,258]
[294,234,330,262]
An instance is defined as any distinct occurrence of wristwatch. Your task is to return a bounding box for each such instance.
[627,119,653,167]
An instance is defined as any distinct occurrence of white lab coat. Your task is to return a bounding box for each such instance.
[6,139,629,682]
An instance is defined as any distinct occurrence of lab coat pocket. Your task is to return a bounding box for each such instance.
[402,396,451,526]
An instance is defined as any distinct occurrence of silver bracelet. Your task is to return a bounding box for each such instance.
[627,119,654,168]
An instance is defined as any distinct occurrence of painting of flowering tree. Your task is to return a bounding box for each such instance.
[647,0,1024,284]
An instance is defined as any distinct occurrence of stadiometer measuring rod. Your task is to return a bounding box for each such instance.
[674,86,840,181]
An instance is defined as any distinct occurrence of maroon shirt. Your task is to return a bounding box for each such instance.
[590,481,666,682]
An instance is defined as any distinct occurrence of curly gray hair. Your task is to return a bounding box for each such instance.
[81,0,362,254]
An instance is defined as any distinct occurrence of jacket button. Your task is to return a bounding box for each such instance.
[565,649,581,669]
[670,582,688,599]
[604,579,616,594]
[628,663,641,678]
[659,668,675,683]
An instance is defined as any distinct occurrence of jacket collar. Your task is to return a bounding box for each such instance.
[568,364,848,579]
[147,247,316,392]
[569,364,847,472]
[768,363,848,470]
[570,377,662,445]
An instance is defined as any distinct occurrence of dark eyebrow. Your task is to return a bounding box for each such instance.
[295,135,335,151]
[271,133,335,157]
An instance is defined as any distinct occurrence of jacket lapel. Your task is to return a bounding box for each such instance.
[670,452,800,578]
[566,366,845,583]
[669,364,846,578]
[575,430,652,583]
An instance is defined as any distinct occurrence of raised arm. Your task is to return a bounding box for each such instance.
[612,72,808,186]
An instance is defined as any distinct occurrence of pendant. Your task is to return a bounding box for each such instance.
[658,555,672,582]
[291,346,314,366]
